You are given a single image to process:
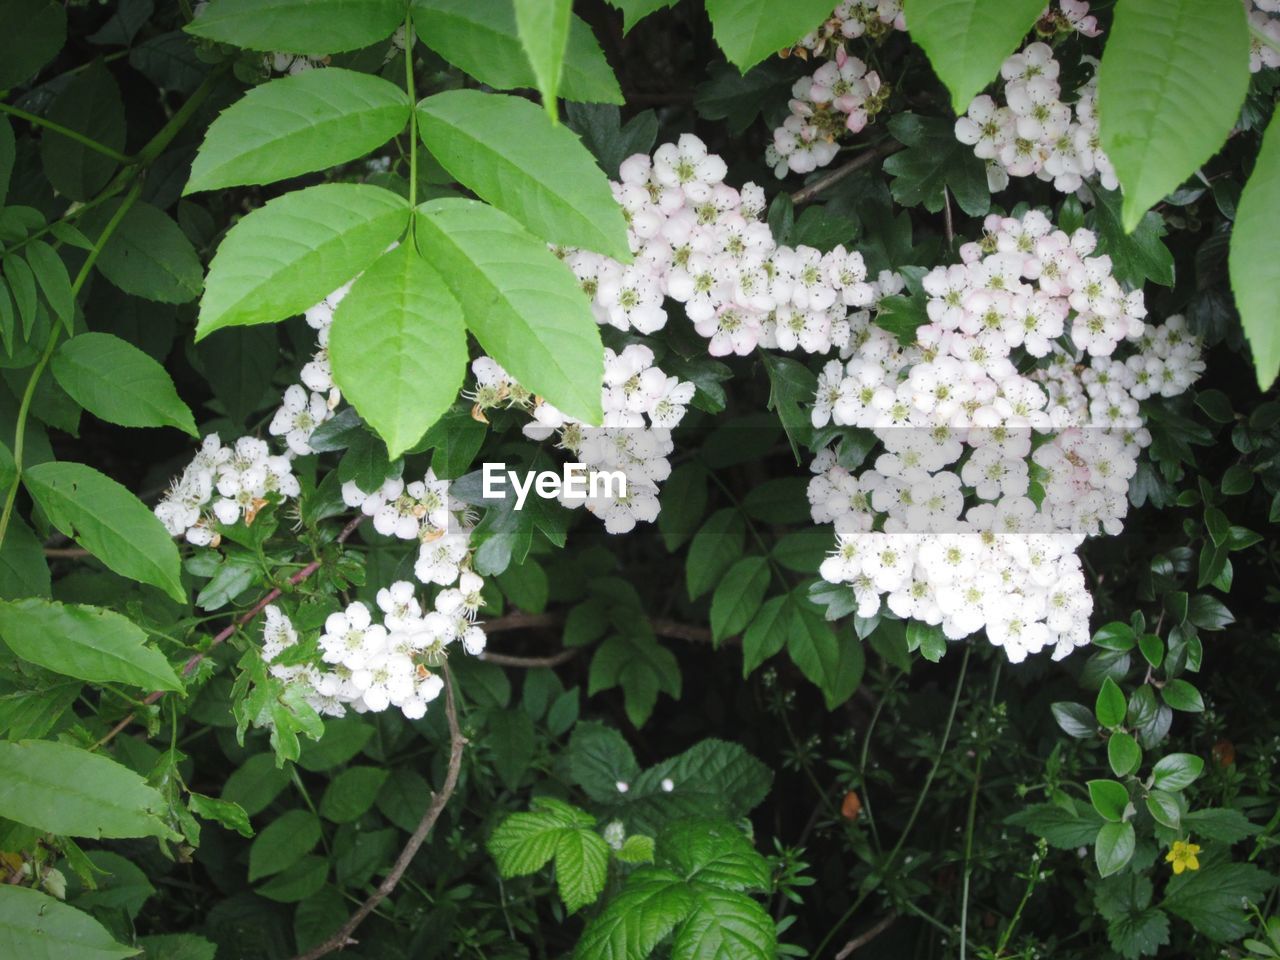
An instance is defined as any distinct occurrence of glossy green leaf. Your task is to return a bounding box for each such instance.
[1095,677,1127,728]
[1152,753,1204,792]
[1095,821,1136,878]
[0,598,181,690]
[53,332,197,435]
[902,0,1046,113]
[1107,732,1142,778]
[1161,679,1205,713]
[703,0,834,72]
[415,197,603,423]
[0,739,174,840]
[417,90,629,258]
[1098,0,1250,231]
[24,461,184,602]
[187,69,410,192]
[1230,113,1280,390]
[185,0,404,54]
[1088,779,1130,822]
[514,0,571,120]
[0,885,137,959]
[329,246,466,459]
[197,183,410,338]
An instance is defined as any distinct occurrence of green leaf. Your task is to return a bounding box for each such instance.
[564,103,659,180]
[0,518,51,602]
[884,113,989,216]
[1108,732,1143,778]
[1006,800,1107,849]
[81,201,203,305]
[1095,677,1127,728]
[554,826,610,913]
[658,819,770,892]
[221,753,291,817]
[1098,0,1250,231]
[1161,679,1204,713]
[1145,790,1182,830]
[0,598,181,691]
[786,597,839,689]
[1051,702,1099,739]
[415,197,603,423]
[709,557,769,645]
[1230,113,1280,389]
[1187,593,1233,631]
[1163,862,1274,941]
[1107,906,1170,960]
[902,0,1046,114]
[187,69,411,193]
[702,0,834,72]
[0,885,137,959]
[622,739,773,835]
[0,0,66,91]
[1183,807,1258,843]
[1089,187,1175,288]
[514,0,571,120]
[671,886,776,960]
[39,62,125,201]
[185,0,404,54]
[1093,621,1137,652]
[588,631,681,728]
[609,0,678,33]
[52,332,197,435]
[24,461,184,602]
[24,242,74,330]
[298,715,375,772]
[686,509,746,600]
[187,793,253,838]
[256,855,328,903]
[1088,779,1130,822]
[1152,753,1204,792]
[907,620,947,663]
[489,707,536,789]
[617,834,656,863]
[197,183,410,338]
[416,90,629,258]
[1095,821,1136,878]
[248,810,321,882]
[413,0,623,105]
[319,766,389,823]
[489,797,607,912]
[573,867,698,960]
[329,246,466,459]
[568,721,641,803]
[0,739,174,840]
[740,595,789,677]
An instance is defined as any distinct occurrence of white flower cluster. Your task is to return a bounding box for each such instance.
[468,346,693,534]
[565,135,897,358]
[259,573,486,720]
[809,212,1204,663]
[793,0,905,56]
[1251,0,1280,72]
[955,38,1115,195]
[766,50,888,177]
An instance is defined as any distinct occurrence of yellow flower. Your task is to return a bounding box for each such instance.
[1165,840,1201,875]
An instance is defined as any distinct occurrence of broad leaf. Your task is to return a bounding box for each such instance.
[53,332,197,435]
[196,183,410,338]
[0,739,174,840]
[1088,188,1175,288]
[1230,115,1280,389]
[24,461,185,602]
[329,245,467,458]
[554,827,610,913]
[248,810,321,882]
[415,197,603,423]
[0,598,181,690]
[0,0,66,91]
[703,0,834,72]
[0,886,137,959]
[185,0,404,54]
[187,69,411,192]
[319,766,389,823]
[573,868,698,960]
[1098,0,1250,231]
[902,0,1046,113]
[1095,821,1136,878]
[413,0,623,105]
[417,90,629,258]
[514,0,572,120]
[81,201,203,305]
[658,820,770,891]
[709,556,769,644]
[686,509,746,600]
[1163,861,1274,941]
[39,62,125,200]
[884,113,989,216]
[609,0,678,34]
[671,886,776,960]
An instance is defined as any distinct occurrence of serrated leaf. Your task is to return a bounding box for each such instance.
[709,557,769,645]
[1107,906,1170,960]
[415,197,603,423]
[671,886,776,960]
[658,820,770,892]
[703,0,834,72]
[188,793,253,838]
[686,509,746,600]
[514,0,571,120]
[197,183,410,338]
[0,886,137,959]
[1163,862,1274,941]
[0,598,181,690]
[1230,112,1280,389]
[413,0,623,104]
[24,461,184,602]
[885,113,989,216]
[1098,0,1250,231]
[40,62,125,200]
[319,766,388,823]
[609,0,678,33]
[902,0,1046,113]
[185,0,404,54]
[573,867,698,960]
[1006,801,1107,849]
[1088,188,1175,288]
[0,739,175,840]
[554,827,610,913]
[416,90,629,258]
[741,595,789,677]
[187,69,411,192]
[81,201,204,305]
[24,241,74,330]
[329,245,466,458]
[53,332,197,435]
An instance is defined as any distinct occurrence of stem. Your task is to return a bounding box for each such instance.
[0,102,130,163]
[404,11,419,221]
[789,141,903,205]
[817,646,972,959]
[292,663,466,960]
[994,842,1047,955]
[959,660,1001,960]
[1252,21,1280,58]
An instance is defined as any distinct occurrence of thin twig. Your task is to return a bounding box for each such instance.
[43,547,91,558]
[835,912,898,959]
[480,609,713,646]
[479,648,580,669]
[789,142,903,205]
[292,662,467,960]
[943,186,955,248]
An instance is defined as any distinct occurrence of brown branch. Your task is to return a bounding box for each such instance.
[789,141,903,206]
[93,517,364,749]
[480,648,581,668]
[835,912,898,959]
[292,663,466,960]
[43,547,91,558]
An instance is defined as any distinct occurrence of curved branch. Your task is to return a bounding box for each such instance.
[292,663,466,960]
[789,141,903,206]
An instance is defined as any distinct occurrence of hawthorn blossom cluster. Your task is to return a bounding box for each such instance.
[792,0,905,56]
[955,41,1115,195]
[259,572,485,720]
[808,212,1204,663]
[468,345,693,534]
[565,135,898,358]
[1251,0,1280,72]
[766,50,889,177]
